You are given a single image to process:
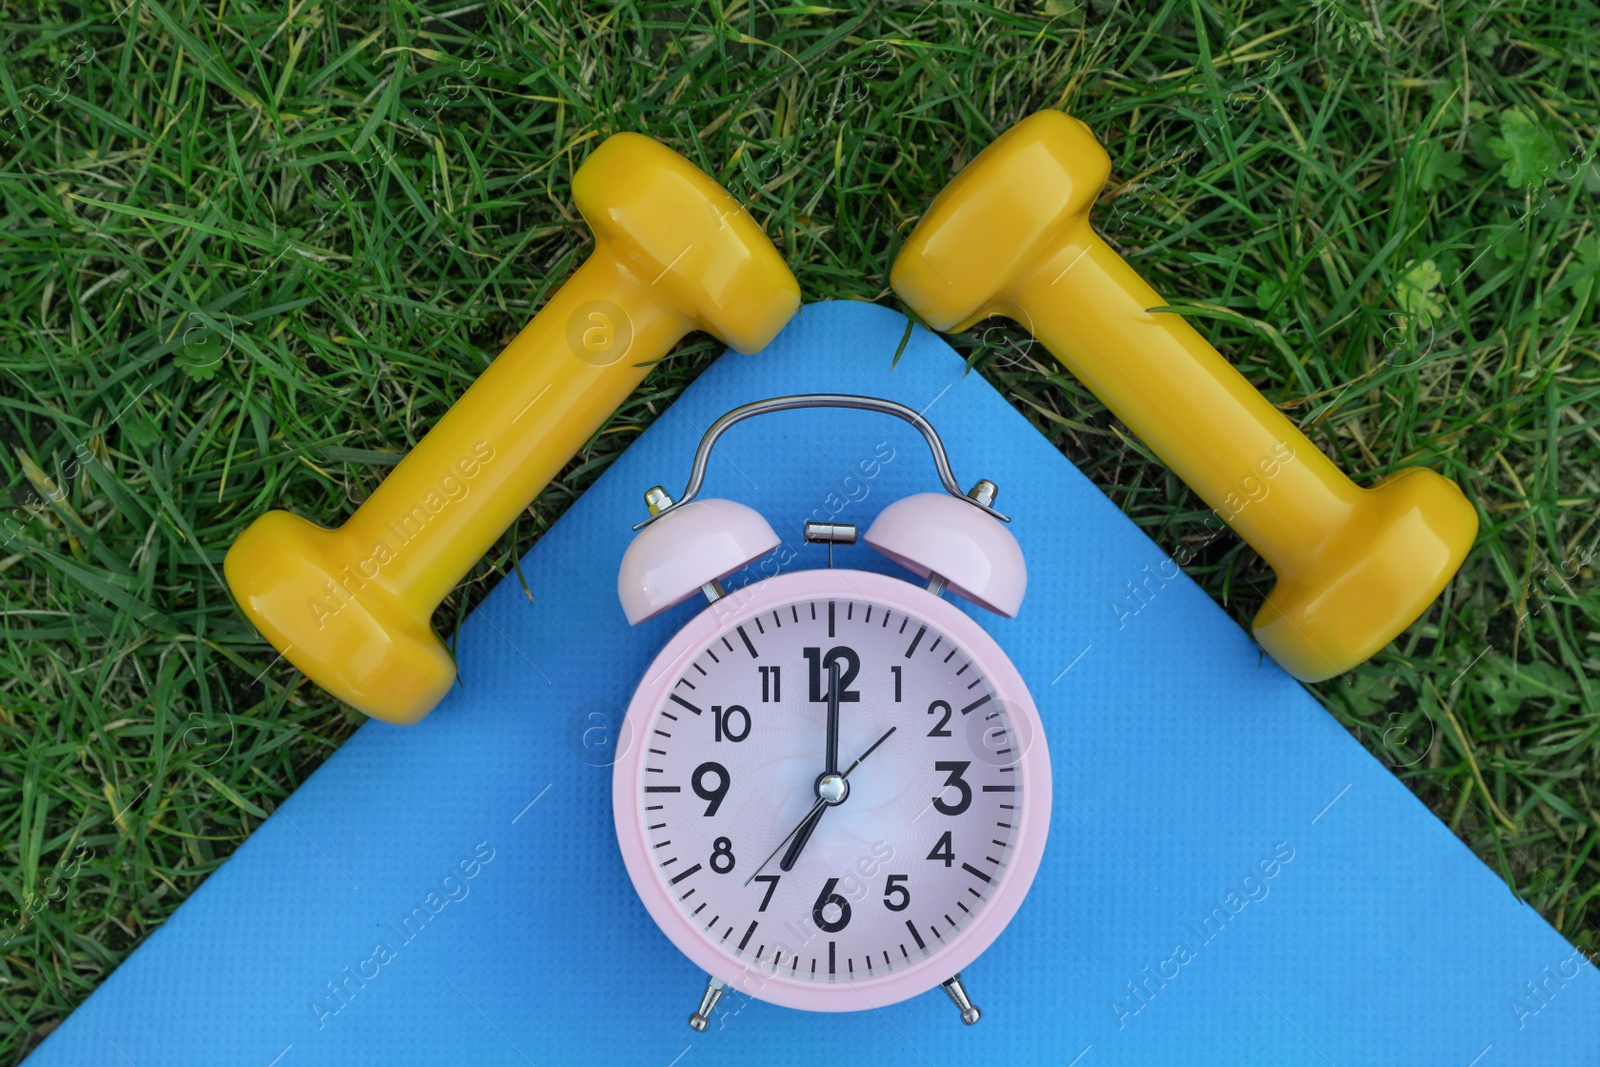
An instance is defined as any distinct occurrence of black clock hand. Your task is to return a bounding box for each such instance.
[779,719,898,873]
[823,661,840,776]
[781,664,842,873]
[744,796,825,886]
[744,725,897,885]
[779,805,827,873]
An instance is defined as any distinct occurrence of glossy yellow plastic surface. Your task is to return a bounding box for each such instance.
[892,110,1478,681]
[224,133,800,724]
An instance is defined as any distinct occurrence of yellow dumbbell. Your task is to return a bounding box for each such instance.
[892,110,1477,681]
[225,133,800,724]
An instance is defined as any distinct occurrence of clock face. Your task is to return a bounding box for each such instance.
[614,568,1050,1012]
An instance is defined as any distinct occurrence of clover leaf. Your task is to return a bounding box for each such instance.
[1488,108,1560,189]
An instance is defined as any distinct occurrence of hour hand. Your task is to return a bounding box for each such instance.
[778,805,826,872]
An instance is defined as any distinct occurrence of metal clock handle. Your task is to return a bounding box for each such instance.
[631,393,1009,531]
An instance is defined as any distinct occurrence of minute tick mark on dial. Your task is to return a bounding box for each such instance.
[693,662,707,675]
[753,616,764,635]
[944,648,957,663]
[927,636,941,654]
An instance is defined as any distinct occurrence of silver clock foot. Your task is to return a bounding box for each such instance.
[942,973,981,1025]
[688,976,726,1032]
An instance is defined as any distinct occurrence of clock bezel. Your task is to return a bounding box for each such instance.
[612,567,1052,1013]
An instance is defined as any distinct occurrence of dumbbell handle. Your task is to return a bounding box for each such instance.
[352,254,688,612]
[1007,220,1362,571]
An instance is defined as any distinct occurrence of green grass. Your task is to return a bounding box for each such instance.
[1,0,1597,1058]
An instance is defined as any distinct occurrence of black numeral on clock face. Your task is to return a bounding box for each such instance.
[932,760,972,816]
[927,699,952,737]
[882,874,910,912]
[758,665,781,702]
[710,836,736,874]
[812,877,852,932]
[927,831,954,867]
[712,705,750,742]
[803,646,860,702]
[692,761,730,816]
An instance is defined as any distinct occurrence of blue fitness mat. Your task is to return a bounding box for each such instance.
[32,301,1597,1065]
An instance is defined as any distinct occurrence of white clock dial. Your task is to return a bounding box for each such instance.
[634,591,1027,983]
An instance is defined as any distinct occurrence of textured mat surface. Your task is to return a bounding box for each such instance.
[32,301,1597,1066]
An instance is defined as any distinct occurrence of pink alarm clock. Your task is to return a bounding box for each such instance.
[612,394,1051,1030]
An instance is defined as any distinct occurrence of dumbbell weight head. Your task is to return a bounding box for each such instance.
[576,132,798,355]
[893,111,1109,333]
